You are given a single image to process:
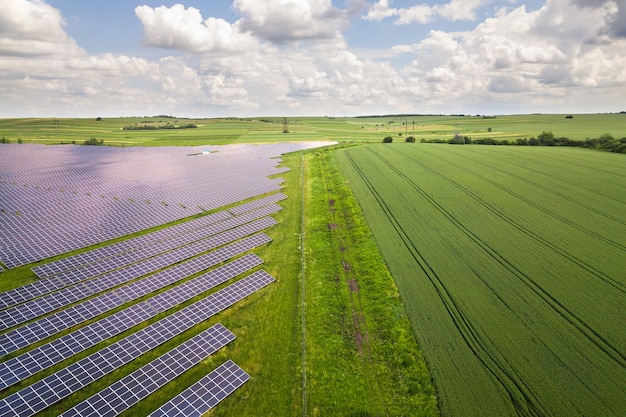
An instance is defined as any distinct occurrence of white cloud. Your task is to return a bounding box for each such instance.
[363,0,398,20]
[234,0,349,44]
[395,0,626,113]
[135,4,257,54]
[364,0,489,24]
[0,0,83,56]
[1,0,625,118]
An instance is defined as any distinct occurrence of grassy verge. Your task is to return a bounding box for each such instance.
[302,147,439,416]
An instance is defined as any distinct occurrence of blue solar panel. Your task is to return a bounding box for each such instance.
[0,234,271,356]
[0,216,277,331]
[0,259,269,390]
[0,204,281,311]
[148,360,250,417]
[58,324,235,417]
[0,270,275,416]
[0,143,313,268]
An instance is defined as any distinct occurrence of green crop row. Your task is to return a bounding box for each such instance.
[336,144,626,417]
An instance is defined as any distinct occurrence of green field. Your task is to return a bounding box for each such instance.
[336,144,626,417]
[1,115,625,416]
[1,113,625,146]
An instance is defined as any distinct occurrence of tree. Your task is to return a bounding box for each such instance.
[83,137,104,146]
[383,136,393,143]
[405,136,415,143]
[538,131,555,146]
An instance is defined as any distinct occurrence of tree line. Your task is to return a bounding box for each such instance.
[419,131,626,153]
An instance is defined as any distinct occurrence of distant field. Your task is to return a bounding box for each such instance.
[1,113,625,146]
[336,144,626,417]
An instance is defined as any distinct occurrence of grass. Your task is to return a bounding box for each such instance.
[335,143,626,417]
[2,113,625,147]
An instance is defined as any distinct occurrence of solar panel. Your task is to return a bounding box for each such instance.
[58,323,235,417]
[0,234,271,356]
[0,216,277,330]
[148,360,250,417]
[0,143,314,268]
[31,210,233,279]
[228,192,287,216]
[0,270,275,416]
[1,205,280,310]
[0,260,271,390]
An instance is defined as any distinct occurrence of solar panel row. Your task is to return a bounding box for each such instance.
[41,204,281,285]
[148,360,250,417]
[0,270,275,417]
[31,209,233,279]
[227,192,287,216]
[0,204,281,311]
[0,234,271,356]
[32,192,286,280]
[0,257,266,390]
[58,323,235,417]
[0,216,277,330]
[0,173,284,269]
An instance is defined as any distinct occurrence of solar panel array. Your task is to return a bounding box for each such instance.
[148,360,250,417]
[0,215,278,331]
[0,142,325,268]
[0,270,276,417]
[0,204,281,311]
[58,323,235,417]
[32,203,280,285]
[0,234,271,356]
[31,209,233,279]
[228,192,287,216]
[0,256,266,389]
[0,141,334,415]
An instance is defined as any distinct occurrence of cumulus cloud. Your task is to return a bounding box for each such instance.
[571,0,626,38]
[233,0,349,44]
[135,4,257,54]
[0,0,83,56]
[364,0,489,24]
[395,0,626,113]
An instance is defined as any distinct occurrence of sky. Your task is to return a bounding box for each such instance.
[0,0,625,118]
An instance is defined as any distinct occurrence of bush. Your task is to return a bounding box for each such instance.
[405,136,415,143]
[383,136,393,143]
[0,137,9,144]
[83,137,104,146]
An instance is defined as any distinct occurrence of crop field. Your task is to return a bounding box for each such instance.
[336,144,626,417]
[1,113,625,146]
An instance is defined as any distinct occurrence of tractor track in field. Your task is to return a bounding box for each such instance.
[442,147,626,242]
[369,146,626,369]
[397,146,626,294]
[459,146,626,228]
[343,149,550,417]
[503,149,626,190]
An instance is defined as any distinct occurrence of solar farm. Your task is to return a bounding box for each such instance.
[0,141,331,416]
[2,114,623,417]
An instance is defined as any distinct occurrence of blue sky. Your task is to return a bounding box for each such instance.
[1,0,625,117]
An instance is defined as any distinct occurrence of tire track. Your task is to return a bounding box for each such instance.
[343,149,549,417]
[369,146,625,369]
[391,146,625,294]
[457,147,626,230]
[420,146,626,251]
